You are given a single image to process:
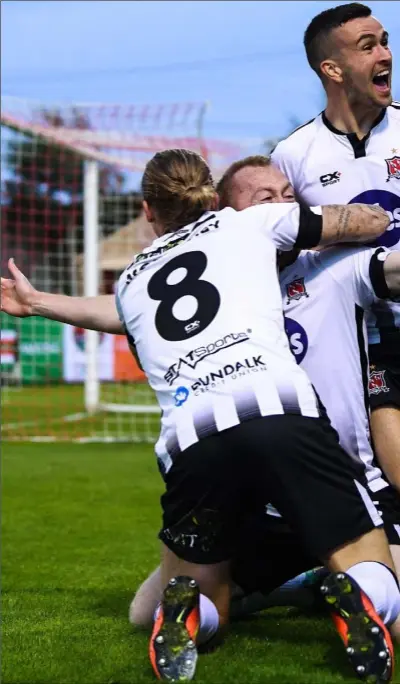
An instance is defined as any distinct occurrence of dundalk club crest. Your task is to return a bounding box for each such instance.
[385,155,400,182]
[286,277,309,304]
[369,369,390,395]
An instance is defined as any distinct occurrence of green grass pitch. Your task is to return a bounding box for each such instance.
[3,442,399,684]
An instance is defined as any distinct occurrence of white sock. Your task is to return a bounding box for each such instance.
[154,593,219,645]
[346,561,400,625]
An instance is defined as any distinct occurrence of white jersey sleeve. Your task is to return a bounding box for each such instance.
[316,246,392,309]
[244,202,323,251]
[115,290,124,324]
[270,120,317,199]
[271,141,299,189]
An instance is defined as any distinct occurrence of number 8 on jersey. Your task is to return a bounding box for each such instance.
[147,251,221,341]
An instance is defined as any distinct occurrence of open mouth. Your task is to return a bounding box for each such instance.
[372,70,390,92]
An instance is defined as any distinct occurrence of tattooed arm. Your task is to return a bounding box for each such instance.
[319,203,389,247]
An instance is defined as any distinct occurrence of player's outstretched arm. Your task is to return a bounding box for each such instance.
[383,251,400,298]
[1,258,123,334]
[319,204,389,246]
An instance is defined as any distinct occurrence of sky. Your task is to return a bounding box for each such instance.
[2,0,400,149]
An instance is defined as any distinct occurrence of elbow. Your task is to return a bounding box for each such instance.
[386,273,400,300]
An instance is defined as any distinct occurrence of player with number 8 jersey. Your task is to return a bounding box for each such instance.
[115,149,400,683]
[2,147,399,681]
[117,204,328,472]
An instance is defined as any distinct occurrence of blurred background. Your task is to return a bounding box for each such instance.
[3,1,399,146]
[1,0,399,443]
[2,5,400,683]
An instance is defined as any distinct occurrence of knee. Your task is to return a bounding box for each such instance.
[128,595,154,629]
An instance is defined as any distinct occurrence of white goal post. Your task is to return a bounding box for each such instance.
[1,97,248,442]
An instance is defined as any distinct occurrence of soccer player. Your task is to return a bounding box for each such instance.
[218,155,400,577]
[130,156,400,643]
[2,148,399,683]
[271,2,400,492]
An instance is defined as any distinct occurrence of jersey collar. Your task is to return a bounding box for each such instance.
[321,108,386,159]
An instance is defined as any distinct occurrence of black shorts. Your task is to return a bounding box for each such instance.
[230,485,400,596]
[159,414,382,564]
[372,485,400,546]
[369,348,400,411]
[230,513,319,596]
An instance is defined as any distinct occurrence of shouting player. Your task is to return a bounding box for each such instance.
[271,2,400,492]
[2,148,399,683]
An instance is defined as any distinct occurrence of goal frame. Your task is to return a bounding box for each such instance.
[1,97,246,434]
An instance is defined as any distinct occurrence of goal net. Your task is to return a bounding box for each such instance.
[1,96,245,442]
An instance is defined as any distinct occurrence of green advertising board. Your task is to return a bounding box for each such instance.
[1,313,63,384]
[0,312,18,371]
[19,317,63,384]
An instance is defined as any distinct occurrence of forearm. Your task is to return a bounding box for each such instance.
[32,293,123,334]
[319,204,389,246]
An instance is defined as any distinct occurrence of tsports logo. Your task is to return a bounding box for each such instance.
[164,330,251,385]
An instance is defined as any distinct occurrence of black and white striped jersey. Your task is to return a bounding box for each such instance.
[272,103,400,353]
[116,203,324,473]
[280,245,393,494]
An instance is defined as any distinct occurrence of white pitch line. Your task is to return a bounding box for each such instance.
[3,412,87,430]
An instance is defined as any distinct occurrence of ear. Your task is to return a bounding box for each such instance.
[320,59,343,84]
[143,200,154,223]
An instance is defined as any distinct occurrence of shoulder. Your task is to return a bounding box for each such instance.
[315,245,379,278]
[271,115,321,161]
[216,207,238,221]
[238,202,299,224]
[387,101,400,122]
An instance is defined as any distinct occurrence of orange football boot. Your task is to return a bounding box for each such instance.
[321,571,394,683]
[149,576,200,681]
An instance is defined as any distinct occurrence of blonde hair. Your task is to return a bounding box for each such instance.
[142,149,216,233]
[217,155,272,209]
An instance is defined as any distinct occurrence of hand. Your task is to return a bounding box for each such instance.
[1,259,38,317]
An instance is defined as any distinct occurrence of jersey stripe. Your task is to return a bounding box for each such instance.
[193,405,218,441]
[160,379,322,473]
[233,386,262,422]
[355,305,370,422]
[370,301,400,350]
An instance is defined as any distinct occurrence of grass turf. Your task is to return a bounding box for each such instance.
[2,383,160,441]
[3,442,399,684]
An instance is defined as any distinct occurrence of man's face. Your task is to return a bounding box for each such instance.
[329,16,392,108]
[228,164,295,211]
[227,163,298,269]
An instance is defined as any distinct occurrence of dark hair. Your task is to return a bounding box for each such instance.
[304,3,371,76]
[142,149,216,233]
[217,155,271,209]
